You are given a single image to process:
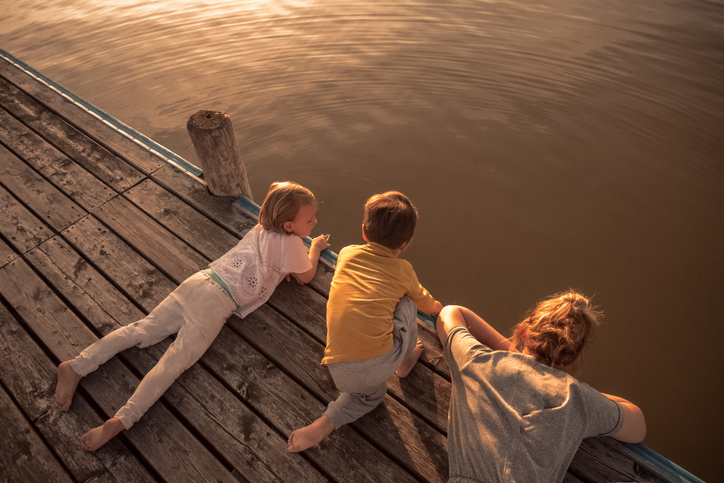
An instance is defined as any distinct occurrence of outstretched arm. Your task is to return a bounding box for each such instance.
[291,235,330,284]
[436,305,516,352]
[603,393,647,443]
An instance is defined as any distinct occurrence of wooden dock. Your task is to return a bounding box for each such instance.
[0,50,683,483]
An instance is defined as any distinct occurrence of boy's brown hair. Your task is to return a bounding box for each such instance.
[259,181,316,234]
[363,191,417,249]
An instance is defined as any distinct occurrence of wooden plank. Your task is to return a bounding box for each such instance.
[0,234,18,267]
[0,302,156,483]
[563,473,588,483]
[35,236,145,328]
[0,183,53,254]
[231,307,450,483]
[417,321,451,379]
[0,107,115,210]
[124,179,239,261]
[0,75,145,192]
[569,437,670,483]
[0,60,164,176]
[0,143,86,232]
[144,338,329,483]
[27,239,327,483]
[151,163,255,236]
[204,325,419,483]
[93,196,207,284]
[594,438,681,482]
[0,383,73,483]
[0,258,98,362]
[0,257,237,483]
[82,358,238,483]
[62,215,177,312]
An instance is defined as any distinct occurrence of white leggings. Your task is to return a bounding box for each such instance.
[70,271,236,429]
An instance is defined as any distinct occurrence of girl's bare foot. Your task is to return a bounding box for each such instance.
[55,361,82,412]
[287,415,334,452]
[396,338,424,378]
[80,417,124,451]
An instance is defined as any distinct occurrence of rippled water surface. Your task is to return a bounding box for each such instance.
[2,0,723,479]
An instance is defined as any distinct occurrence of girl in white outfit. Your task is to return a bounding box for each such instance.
[54,181,330,451]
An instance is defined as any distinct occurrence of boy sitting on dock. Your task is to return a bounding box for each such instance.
[288,190,443,452]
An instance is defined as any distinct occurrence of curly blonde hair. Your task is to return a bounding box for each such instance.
[511,291,602,369]
[258,181,316,234]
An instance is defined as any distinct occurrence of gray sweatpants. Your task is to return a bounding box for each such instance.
[323,296,418,429]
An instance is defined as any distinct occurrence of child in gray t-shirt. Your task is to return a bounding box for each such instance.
[436,291,646,483]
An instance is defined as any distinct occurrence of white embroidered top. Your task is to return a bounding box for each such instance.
[209,224,312,318]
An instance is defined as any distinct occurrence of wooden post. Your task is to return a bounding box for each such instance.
[186,110,253,200]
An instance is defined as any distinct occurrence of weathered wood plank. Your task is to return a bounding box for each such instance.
[0,183,53,254]
[28,239,327,483]
[62,215,176,312]
[146,338,328,483]
[232,306,450,483]
[0,56,165,176]
[82,358,238,483]
[0,107,115,210]
[0,143,86,232]
[563,473,587,483]
[0,257,237,483]
[0,383,73,483]
[151,163,255,236]
[204,326,419,483]
[124,179,239,261]
[0,75,146,192]
[0,258,98,362]
[0,301,156,483]
[35,236,144,329]
[93,196,207,284]
[417,321,451,379]
[569,437,669,483]
[595,438,679,482]
[0,234,18,267]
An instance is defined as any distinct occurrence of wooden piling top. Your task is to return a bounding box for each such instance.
[0,50,684,483]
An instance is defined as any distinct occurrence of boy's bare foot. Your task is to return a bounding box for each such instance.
[396,338,424,378]
[55,361,82,412]
[80,417,124,451]
[287,415,334,453]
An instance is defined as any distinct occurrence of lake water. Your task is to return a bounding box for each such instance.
[2,0,722,480]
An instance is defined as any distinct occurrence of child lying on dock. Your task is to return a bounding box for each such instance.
[54,181,330,451]
[288,190,443,452]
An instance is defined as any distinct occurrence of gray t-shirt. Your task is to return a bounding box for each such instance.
[444,325,624,483]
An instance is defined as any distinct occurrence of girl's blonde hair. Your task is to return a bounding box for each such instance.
[258,181,316,234]
[511,290,601,369]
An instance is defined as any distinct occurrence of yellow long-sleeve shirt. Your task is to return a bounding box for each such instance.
[321,242,437,365]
